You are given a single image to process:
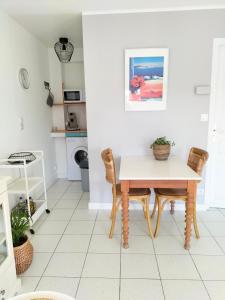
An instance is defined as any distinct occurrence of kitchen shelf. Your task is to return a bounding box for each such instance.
[53,101,86,106]
[52,129,87,133]
[51,129,87,138]
[7,177,43,195]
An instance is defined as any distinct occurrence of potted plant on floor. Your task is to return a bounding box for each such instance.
[150,136,175,160]
[11,209,33,274]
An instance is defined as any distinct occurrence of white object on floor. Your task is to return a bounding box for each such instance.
[66,137,88,180]
[0,177,21,298]
[9,291,75,300]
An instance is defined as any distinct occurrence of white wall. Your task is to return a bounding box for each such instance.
[83,9,225,207]
[0,10,57,186]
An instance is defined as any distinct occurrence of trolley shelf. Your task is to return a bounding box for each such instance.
[0,233,6,246]
[0,254,6,265]
[0,150,49,231]
[31,200,47,224]
[7,177,43,195]
[0,155,42,169]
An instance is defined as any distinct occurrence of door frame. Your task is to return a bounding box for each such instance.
[205,38,225,207]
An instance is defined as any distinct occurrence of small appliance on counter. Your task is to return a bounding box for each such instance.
[66,112,79,131]
[64,89,83,103]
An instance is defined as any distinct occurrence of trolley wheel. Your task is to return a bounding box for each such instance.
[46,209,50,214]
[30,229,35,234]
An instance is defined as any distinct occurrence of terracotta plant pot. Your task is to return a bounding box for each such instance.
[153,144,171,161]
[13,236,33,275]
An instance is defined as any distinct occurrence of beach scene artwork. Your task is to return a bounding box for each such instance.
[125,48,168,111]
[129,56,164,101]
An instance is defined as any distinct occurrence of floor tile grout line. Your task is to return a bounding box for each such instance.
[74,209,99,298]
[173,209,225,256]
[193,209,225,299]
[152,236,166,300]
[119,211,122,300]
[27,183,225,298]
[23,274,225,281]
[201,216,225,255]
[172,208,217,299]
[34,181,81,291]
[26,181,72,289]
[189,253,212,300]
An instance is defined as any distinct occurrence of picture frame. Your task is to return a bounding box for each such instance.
[125,48,169,111]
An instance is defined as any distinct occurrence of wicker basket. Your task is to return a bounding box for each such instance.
[14,237,33,275]
[153,144,171,161]
[10,291,75,300]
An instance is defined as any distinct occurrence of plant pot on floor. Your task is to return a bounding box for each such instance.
[153,144,171,161]
[13,235,33,275]
[11,208,33,275]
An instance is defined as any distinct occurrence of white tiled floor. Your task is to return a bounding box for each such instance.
[19,179,225,299]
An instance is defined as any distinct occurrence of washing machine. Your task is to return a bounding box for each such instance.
[66,137,88,180]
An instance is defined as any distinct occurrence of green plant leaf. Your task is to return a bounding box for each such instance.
[150,136,175,148]
[11,209,30,247]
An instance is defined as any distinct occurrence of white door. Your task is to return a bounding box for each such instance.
[206,38,225,208]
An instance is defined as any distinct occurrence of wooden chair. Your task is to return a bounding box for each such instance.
[152,147,209,238]
[101,148,153,239]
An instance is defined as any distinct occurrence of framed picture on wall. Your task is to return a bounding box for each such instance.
[125,48,169,111]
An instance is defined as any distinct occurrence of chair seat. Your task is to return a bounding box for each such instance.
[116,184,150,197]
[155,188,187,197]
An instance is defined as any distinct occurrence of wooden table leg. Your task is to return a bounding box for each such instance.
[184,180,196,250]
[121,180,129,249]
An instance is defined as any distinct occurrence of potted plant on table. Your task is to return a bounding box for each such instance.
[150,136,175,161]
[11,209,33,275]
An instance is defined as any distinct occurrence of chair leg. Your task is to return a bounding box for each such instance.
[110,198,116,219]
[145,196,154,238]
[143,200,147,219]
[154,195,163,238]
[170,201,175,215]
[109,198,118,239]
[193,202,200,239]
[151,197,158,218]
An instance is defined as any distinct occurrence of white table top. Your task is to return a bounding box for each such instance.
[119,155,201,181]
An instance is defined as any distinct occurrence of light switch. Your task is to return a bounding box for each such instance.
[200,114,208,122]
[195,86,210,95]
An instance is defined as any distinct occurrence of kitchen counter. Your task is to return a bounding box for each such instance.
[51,129,87,138]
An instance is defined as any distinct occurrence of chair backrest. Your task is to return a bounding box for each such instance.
[187,147,209,175]
[101,148,116,185]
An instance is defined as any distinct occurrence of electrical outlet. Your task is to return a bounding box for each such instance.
[200,114,208,122]
[19,117,24,130]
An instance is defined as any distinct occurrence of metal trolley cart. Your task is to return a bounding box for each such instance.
[0,150,50,234]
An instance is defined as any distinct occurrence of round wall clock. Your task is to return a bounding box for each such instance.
[19,68,30,89]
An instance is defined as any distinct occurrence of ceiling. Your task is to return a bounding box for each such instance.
[0,0,224,47]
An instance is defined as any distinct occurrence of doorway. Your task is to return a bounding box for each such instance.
[206,38,225,208]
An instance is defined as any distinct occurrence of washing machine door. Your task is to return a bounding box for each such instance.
[67,146,88,180]
[74,147,88,166]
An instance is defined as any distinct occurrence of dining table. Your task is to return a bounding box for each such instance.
[119,155,201,250]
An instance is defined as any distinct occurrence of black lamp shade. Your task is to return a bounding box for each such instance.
[54,38,74,63]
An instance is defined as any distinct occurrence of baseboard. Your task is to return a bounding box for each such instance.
[88,202,209,211]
